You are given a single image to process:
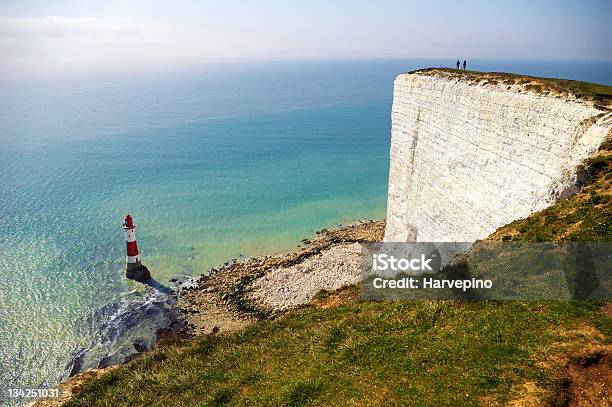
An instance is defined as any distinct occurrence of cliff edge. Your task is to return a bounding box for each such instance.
[385,68,612,242]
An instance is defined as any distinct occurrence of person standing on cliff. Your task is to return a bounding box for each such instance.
[463,60,467,69]
[456,60,460,69]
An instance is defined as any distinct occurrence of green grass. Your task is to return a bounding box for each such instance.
[65,299,609,407]
[409,68,612,105]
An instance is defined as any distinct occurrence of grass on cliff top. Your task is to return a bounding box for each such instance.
[409,68,612,107]
[65,297,609,407]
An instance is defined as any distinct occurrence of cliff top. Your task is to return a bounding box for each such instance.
[407,68,612,110]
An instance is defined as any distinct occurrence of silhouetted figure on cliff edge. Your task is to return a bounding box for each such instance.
[456,60,460,69]
[463,60,467,69]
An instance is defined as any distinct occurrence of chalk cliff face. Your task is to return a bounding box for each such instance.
[384,70,612,242]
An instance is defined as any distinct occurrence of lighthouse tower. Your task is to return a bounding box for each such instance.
[123,214,151,282]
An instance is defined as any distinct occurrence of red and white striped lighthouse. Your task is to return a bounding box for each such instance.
[123,214,150,282]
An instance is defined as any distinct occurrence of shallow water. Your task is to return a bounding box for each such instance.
[1,59,610,396]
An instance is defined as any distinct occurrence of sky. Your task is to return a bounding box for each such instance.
[0,0,611,75]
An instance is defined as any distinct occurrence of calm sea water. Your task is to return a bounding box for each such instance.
[1,59,611,395]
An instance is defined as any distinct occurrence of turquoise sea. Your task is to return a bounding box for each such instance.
[1,59,611,396]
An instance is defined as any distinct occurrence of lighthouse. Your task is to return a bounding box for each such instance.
[123,214,151,282]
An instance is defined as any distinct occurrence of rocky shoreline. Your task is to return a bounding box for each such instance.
[179,219,385,336]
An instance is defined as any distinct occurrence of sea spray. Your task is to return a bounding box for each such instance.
[65,282,183,377]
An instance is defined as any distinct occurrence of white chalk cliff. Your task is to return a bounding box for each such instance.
[384,69,612,242]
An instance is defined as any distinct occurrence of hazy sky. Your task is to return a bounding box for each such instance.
[1,0,611,75]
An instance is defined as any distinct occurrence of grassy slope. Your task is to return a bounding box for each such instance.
[65,298,608,407]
